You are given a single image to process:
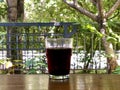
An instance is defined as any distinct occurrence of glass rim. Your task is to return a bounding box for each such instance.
[45,38,73,48]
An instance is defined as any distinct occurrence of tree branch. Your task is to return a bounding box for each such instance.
[105,0,120,18]
[63,0,97,21]
[6,0,17,7]
[97,0,105,23]
[97,0,104,17]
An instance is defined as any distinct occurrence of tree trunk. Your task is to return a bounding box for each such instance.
[102,34,118,73]
[98,18,118,73]
[6,0,24,74]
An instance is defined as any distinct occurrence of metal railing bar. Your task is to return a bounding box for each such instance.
[0,22,76,27]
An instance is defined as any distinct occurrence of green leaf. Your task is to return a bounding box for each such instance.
[106,36,117,43]
[113,66,120,74]
[27,69,36,74]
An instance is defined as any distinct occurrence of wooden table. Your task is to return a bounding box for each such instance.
[0,74,120,90]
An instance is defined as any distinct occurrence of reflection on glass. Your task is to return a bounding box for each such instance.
[48,79,71,90]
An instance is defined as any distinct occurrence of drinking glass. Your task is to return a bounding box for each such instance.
[45,38,73,80]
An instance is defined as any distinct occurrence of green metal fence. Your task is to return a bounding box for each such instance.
[0,22,119,74]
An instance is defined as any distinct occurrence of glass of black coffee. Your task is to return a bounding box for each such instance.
[45,38,73,80]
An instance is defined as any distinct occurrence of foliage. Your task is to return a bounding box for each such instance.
[0,58,13,74]
[104,22,120,45]
[0,1,7,21]
[0,30,6,49]
[113,66,120,74]
[23,55,47,74]
[0,58,12,68]
[0,55,48,74]
[24,0,80,22]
